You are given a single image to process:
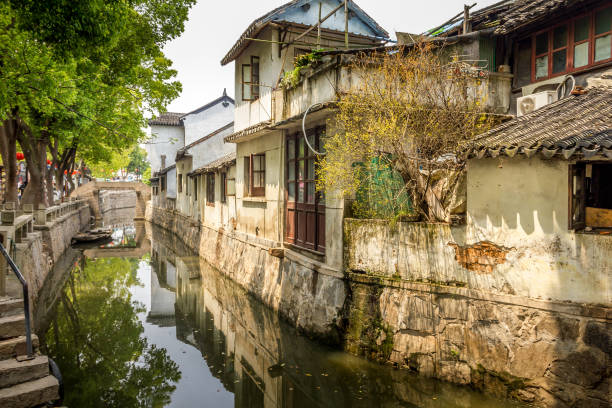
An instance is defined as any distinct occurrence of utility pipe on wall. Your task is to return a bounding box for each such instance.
[345,0,349,49]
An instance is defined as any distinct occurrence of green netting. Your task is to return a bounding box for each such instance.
[353,156,413,219]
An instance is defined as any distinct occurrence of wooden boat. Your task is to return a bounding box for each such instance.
[71,228,113,244]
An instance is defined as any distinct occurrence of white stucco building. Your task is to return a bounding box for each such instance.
[148,91,235,211]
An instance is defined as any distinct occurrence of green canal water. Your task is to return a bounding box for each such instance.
[35,217,527,408]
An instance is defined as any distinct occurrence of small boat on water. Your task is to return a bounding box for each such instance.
[71,228,113,244]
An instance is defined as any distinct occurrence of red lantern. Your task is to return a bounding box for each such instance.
[16,152,24,161]
[47,159,52,165]
[71,171,77,176]
[64,170,68,175]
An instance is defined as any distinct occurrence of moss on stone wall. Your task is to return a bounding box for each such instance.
[343,280,394,362]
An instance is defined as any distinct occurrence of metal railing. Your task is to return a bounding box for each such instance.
[0,241,33,358]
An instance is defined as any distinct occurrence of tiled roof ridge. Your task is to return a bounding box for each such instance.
[494,0,590,34]
[469,86,612,160]
[148,112,186,126]
[188,151,237,176]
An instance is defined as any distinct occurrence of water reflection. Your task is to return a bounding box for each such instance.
[41,256,180,407]
[39,219,525,408]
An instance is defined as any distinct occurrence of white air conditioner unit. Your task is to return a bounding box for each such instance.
[517,91,558,117]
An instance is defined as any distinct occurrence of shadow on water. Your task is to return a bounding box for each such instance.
[35,210,526,408]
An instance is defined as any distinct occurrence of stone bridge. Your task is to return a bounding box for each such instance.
[71,181,151,221]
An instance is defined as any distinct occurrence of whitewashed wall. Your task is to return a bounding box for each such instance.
[183,101,234,146]
[147,125,185,172]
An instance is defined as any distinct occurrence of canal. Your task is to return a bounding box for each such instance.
[34,212,526,408]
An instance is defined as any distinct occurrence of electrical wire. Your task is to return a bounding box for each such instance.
[302,102,326,156]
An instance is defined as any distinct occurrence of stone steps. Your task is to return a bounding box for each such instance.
[0,299,59,407]
[0,335,39,360]
[0,355,49,388]
[0,315,26,340]
[0,375,59,408]
[0,298,23,318]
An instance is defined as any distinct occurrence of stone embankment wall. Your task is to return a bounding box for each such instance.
[99,190,137,214]
[344,219,611,408]
[146,202,610,407]
[13,204,90,308]
[146,204,346,341]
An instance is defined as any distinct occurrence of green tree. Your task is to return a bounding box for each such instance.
[0,0,195,206]
[127,147,150,180]
[319,44,499,222]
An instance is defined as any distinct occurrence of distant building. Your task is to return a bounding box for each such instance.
[148,90,235,212]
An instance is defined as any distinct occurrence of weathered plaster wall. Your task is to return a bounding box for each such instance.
[183,101,234,147]
[187,126,234,170]
[344,219,611,407]
[345,158,611,305]
[146,204,346,340]
[235,131,283,242]
[199,165,237,230]
[166,167,177,199]
[175,158,194,217]
[467,157,611,304]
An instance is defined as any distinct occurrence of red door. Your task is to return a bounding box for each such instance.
[285,128,325,253]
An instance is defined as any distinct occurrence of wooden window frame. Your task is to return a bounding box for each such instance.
[206,173,215,206]
[569,161,612,231]
[569,163,586,230]
[221,172,227,203]
[285,127,326,253]
[246,153,265,197]
[525,5,612,83]
[178,174,183,193]
[193,176,198,201]
[241,56,260,101]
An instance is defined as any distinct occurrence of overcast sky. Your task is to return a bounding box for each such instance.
[161,0,502,113]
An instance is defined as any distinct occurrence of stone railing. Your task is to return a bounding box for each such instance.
[34,198,88,226]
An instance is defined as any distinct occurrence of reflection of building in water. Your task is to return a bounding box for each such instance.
[172,254,501,408]
[148,246,177,327]
[147,223,519,408]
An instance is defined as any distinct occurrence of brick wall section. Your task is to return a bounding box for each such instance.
[448,241,511,274]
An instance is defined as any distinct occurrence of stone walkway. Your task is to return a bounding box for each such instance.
[0,296,59,408]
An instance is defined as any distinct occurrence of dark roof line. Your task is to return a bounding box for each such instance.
[494,0,590,35]
[188,152,237,176]
[148,112,185,127]
[154,164,177,176]
[176,122,234,162]
[182,89,234,118]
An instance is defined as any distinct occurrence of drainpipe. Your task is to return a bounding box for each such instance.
[277,131,285,244]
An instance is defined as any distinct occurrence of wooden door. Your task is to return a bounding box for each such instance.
[285,129,325,253]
